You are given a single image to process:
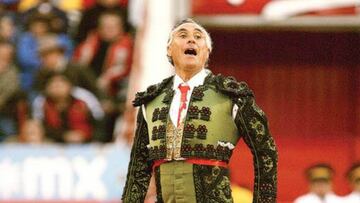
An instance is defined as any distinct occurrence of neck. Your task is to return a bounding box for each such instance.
[175,67,202,82]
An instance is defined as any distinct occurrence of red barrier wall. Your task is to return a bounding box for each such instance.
[208,30,360,202]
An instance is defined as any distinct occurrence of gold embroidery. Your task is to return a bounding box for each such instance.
[165,120,185,160]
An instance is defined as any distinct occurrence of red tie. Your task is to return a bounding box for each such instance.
[177,84,190,126]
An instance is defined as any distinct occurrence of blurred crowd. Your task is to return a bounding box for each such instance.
[0,0,133,144]
[294,162,360,203]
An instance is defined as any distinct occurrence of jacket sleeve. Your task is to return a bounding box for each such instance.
[234,93,278,203]
[122,107,153,202]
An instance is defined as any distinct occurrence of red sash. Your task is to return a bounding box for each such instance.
[152,158,228,171]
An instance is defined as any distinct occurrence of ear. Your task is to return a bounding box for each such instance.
[167,45,172,58]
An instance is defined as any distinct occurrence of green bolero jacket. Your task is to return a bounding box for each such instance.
[122,73,278,203]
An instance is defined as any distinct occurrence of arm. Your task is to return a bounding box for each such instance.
[234,91,278,203]
[16,34,41,71]
[67,101,93,141]
[58,34,74,59]
[122,107,153,202]
[0,68,19,109]
[101,36,133,84]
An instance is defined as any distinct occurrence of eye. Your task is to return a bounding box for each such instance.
[179,33,187,38]
[194,33,202,40]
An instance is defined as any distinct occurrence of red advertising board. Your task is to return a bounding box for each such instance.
[192,0,270,15]
[192,0,359,16]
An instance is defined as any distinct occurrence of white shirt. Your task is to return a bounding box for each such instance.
[342,192,360,203]
[294,193,343,203]
[169,68,208,126]
[142,69,239,123]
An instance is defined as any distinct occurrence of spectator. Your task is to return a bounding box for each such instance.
[16,119,47,144]
[20,0,69,34]
[73,10,132,98]
[18,0,83,35]
[294,163,342,203]
[0,1,18,12]
[16,12,73,96]
[32,73,97,143]
[73,10,133,141]
[343,162,360,203]
[0,39,24,142]
[35,34,98,96]
[0,14,18,43]
[75,0,129,43]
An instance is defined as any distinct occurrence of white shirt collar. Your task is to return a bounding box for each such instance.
[173,68,209,90]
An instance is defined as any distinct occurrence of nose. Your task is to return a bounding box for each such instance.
[187,36,195,44]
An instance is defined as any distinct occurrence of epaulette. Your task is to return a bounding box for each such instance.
[132,75,174,107]
[211,74,254,98]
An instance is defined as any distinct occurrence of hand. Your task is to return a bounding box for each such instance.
[101,99,115,114]
[97,77,110,92]
[64,131,85,143]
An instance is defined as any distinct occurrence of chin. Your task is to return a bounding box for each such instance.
[182,62,202,71]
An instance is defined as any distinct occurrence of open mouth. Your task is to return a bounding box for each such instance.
[184,48,197,56]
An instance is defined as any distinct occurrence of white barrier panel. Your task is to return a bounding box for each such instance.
[0,143,131,201]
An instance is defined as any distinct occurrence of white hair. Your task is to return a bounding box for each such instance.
[167,19,212,65]
[167,19,212,51]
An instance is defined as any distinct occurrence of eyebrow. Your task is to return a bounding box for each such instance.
[175,27,204,34]
[194,28,204,33]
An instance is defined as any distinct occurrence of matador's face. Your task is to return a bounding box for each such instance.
[167,23,210,73]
